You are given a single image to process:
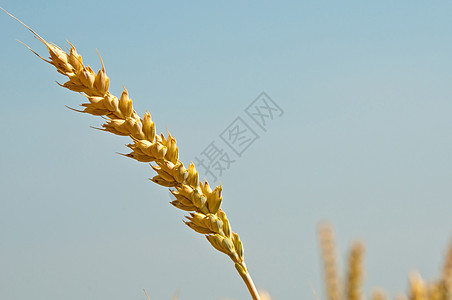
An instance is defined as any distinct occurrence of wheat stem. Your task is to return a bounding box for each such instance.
[239,269,261,300]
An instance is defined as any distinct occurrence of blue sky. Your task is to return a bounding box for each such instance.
[1,1,452,300]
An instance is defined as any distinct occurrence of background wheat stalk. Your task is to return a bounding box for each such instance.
[319,224,342,300]
[1,7,261,300]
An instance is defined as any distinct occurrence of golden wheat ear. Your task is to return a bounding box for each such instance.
[318,224,341,300]
[344,241,365,300]
[2,7,261,300]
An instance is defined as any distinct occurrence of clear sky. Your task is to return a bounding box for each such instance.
[1,1,452,300]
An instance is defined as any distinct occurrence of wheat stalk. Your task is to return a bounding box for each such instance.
[345,241,365,300]
[441,237,452,300]
[318,224,341,300]
[1,7,260,300]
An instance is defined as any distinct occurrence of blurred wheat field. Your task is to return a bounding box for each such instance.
[318,225,452,300]
[152,225,451,300]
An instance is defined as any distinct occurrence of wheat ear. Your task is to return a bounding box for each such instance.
[437,237,452,300]
[2,7,260,300]
[408,272,428,300]
[318,224,341,300]
[344,241,365,300]
[442,238,452,295]
[371,289,387,300]
[424,235,452,300]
